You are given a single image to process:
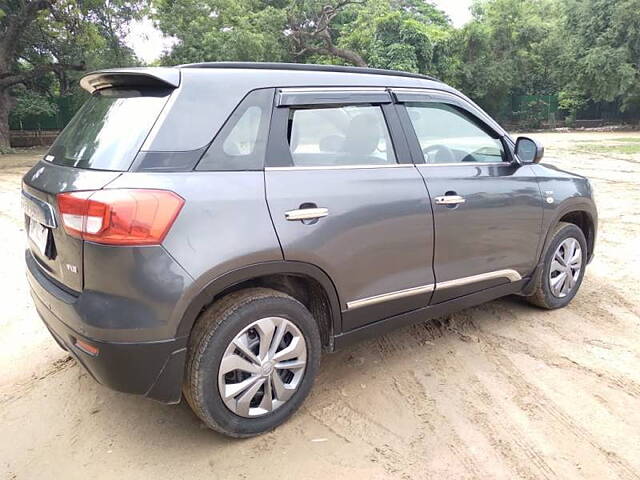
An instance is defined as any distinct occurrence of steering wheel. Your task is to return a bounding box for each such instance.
[423,144,456,164]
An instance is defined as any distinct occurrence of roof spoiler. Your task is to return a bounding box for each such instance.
[80,67,180,94]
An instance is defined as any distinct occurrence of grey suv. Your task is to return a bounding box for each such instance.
[22,63,597,437]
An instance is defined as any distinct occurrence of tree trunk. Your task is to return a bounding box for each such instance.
[326,45,367,67]
[0,89,12,150]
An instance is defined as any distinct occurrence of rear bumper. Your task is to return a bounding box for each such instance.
[26,250,187,403]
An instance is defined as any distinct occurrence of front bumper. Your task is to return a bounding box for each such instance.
[26,251,187,404]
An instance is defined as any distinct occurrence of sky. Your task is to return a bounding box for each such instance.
[125,17,176,64]
[432,0,473,26]
[126,0,474,64]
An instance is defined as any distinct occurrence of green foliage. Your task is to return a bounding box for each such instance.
[515,99,548,129]
[560,0,640,111]
[11,89,58,122]
[448,0,564,118]
[153,0,290,64]
[558,90,587,118]
[9,0,640,131]
[154,0,454,76]
[351,11,438,73]
[0,0,146,145]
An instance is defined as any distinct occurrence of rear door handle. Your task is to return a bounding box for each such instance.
[434,195,466,205]
[285,207,329,221]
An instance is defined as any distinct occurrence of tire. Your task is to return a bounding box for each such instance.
[183,287,321,437]
[526,222,588,309]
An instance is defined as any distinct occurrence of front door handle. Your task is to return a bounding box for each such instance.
[434,195,466,206]
[285,207,329,221]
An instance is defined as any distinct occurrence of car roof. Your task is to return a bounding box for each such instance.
[80,62,447,94]
[179,62,441,83]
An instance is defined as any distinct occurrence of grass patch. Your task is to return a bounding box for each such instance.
[574,137,640,143]
[611,137,640,143]
[575,143,640,154]
[0,145,16,155]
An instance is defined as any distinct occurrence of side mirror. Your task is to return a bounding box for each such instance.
[515,137,544,164]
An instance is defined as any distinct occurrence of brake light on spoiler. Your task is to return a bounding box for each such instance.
[57,189,184,246]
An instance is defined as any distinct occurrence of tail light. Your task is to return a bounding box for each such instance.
[57,189,184,246]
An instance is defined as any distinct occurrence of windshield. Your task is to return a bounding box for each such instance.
[46,88,171,171]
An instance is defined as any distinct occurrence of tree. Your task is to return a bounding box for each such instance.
[560,0,640,112]
[287,0,367,66]
[153,0,291,65]
[339,0,453,75]
[153,0,372,67]
[153,0,453,73]
[558,88,587,125]
[448,0,563,118]
[0,0,144,149]
[9,87,57,129]
[9,0,636,135]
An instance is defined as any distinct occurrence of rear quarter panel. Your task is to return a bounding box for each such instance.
[104,171,283,333]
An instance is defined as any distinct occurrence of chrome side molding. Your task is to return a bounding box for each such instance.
[266,164,413,171]
[346,284,434,310]
[345,269,522,310]
[436,269,521,290]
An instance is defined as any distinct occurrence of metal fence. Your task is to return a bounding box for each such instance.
[8,93,638,134]
[498,95,559,128]
[9,96,76,131]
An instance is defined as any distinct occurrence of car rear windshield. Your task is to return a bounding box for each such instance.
[46,88,171,171]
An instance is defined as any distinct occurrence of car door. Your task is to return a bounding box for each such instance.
[393,89,543,304]
[265,87,435,332]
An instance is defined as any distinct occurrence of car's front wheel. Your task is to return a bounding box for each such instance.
[526,221,588,309]
[183,288,321,437]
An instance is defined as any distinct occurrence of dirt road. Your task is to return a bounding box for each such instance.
[1,132,639,479]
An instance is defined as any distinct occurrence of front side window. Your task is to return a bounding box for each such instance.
[406,103,505,164]
[288,105,397,167]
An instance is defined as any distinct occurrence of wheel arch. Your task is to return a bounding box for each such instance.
[542,199,597,264]
[176,261,343,351]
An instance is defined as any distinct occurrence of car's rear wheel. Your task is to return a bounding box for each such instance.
[526,222,588,309]
[183,288,321,437]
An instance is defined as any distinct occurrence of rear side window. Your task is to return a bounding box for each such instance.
[197,89,274,171]
[47,88,171,171]
[222,106,261,156]
[288,105,397,167]
[406,103,505,164]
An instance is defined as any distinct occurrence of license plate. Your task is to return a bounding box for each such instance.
[28,218,49,255]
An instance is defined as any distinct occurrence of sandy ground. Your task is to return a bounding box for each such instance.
[1,132,639,479]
